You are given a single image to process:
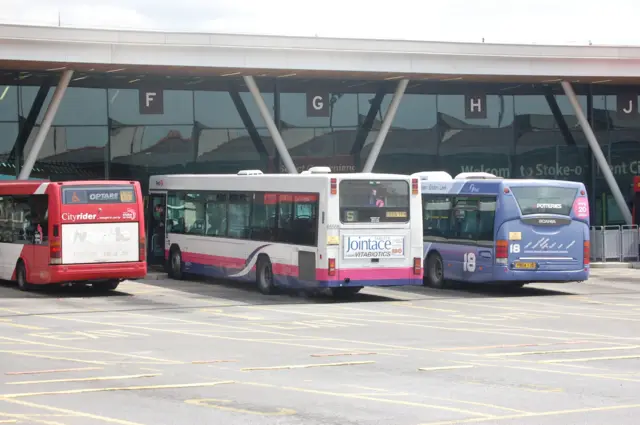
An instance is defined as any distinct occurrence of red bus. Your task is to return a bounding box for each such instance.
[0,180,147,291]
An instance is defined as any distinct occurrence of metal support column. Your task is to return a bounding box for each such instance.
[362,79,409,173]
[561,81,632,225]
[10,79,52,176]
[243,75,297,174]
[18,70,73,180]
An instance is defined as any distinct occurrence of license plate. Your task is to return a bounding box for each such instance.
[513,262,537,269]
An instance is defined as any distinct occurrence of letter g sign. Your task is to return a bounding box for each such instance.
[306,92,329,117]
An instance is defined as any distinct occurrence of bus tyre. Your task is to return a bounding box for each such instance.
[168,247,183,280]
[256,257,277,295]
[93,280,120,291]
[426,253,446,289]
[16,262,32,292]
[331,287,362,299]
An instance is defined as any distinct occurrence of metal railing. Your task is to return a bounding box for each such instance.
[590,225,640,262]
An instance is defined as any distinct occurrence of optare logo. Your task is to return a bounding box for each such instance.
[536,203,562,209]
[155,180,164,186]
[122,208,137,220]
[62,213,97,221]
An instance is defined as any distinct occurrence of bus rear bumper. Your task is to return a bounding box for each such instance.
[492,268,589,283]
[46,262,148,284]
[319,278,423,288]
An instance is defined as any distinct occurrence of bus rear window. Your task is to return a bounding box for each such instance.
[510,186,578,216]
[62,186,137,204]
[339,179,409,223]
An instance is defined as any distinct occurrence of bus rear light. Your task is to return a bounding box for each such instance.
[139,235,146,261]
[330,178,337,195]
[583,241,590,265]
[412,178,419,195]
[413,257,421,275]
[50,241,62,265]
[496,240,508,264]
[503,187,510,194]
[328,258,336,276]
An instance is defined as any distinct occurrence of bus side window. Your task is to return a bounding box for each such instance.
[423,196,451,240]
[167,192,186,233]
[227,193,250,240]
[291,196,319,246]
[250,194,276,242]
[450,197,478,241]
[205,193,227,237]
[184,192,205,235]
[477,199,497,243]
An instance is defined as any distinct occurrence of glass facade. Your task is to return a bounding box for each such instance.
[0,79,638,225]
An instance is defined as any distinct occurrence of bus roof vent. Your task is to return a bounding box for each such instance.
[411,171,453,181]
[306,166,332,174]
[237,170,263,176]
[454,172,500,180]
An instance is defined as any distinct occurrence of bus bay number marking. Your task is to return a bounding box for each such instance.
[463,252,476,272]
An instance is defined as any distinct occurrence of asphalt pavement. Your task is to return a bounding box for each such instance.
[0,268,639,424]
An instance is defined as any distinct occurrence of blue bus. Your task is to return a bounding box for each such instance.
[413,171,590,289]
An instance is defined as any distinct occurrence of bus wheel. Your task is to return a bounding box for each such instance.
[168,248,183,280]
[15,262,33,292]
[426,253,446,289]
[93,280,120,291]
[256,257,277,295]
[331,287,362,299]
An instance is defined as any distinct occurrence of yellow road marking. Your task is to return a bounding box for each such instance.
[0,319,47,331]
[459,360,640,383]
[0,351,108,365]
[440,299,640,324]
[241,361,375,371]
[200,309,263,320]
[438,341,588,352]
[241,382,506,418]
[0,336,181,365]
[418,365,475,372]
[0,308,26,314]
[486,345,640,357]
[0,381,234,398]
[191,360,238,364]
[185,398,296,416]
[345,385,388,392]
[7,373,159,385]
[391,303,459,313]
[0,398,146,425]
[419,402,640,425]
[539,355,640,364]
[5,367,103,376]
[310,352,377,357]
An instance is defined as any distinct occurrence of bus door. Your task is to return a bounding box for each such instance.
[147,192,167,266]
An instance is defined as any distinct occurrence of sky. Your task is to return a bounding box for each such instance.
[0,0,638,45]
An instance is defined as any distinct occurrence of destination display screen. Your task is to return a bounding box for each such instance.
[62,186,137,204]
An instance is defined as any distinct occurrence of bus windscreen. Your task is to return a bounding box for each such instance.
[62,186,137,204]
[339,179,409,223]
[510,186,578,216]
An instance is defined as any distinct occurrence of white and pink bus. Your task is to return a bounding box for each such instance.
[148,167,423,297]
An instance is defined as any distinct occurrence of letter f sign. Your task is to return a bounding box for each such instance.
[146,92,156,107]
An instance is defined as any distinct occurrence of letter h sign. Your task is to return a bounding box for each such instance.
[465,94,487,119]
